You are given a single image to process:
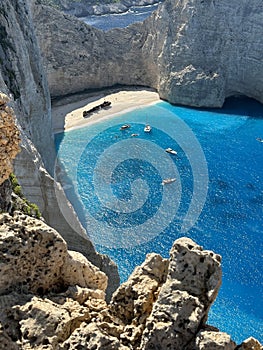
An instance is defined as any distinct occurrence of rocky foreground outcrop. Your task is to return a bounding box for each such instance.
[33,0,263,107]
[0,213,262,349]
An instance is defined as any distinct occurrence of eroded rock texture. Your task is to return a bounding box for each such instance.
[0,93,20,212]
[0,93,20,186]
[0,211,107,296]
[33,0,263,107]
[1,221,260,350]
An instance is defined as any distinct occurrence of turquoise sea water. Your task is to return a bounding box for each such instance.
[55,97,263,344]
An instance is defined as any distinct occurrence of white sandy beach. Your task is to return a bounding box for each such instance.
[52,87,160,134]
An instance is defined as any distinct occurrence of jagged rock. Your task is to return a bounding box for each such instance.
[194,330,236,350]
[139,238,222,350]
[0,211,107,295]
[110,253,168,346]
[61,322,130,350]
[62,250,107,292]
[237,337,263,350]
[0,229,262,349]
[111,253,168,324]
[167,237,222,307]
[14,297,91,349]
[33,0,263,107]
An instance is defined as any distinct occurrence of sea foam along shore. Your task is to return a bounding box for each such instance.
[51,87,160,134]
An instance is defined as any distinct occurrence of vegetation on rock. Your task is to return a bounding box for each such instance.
[9,173,41,219]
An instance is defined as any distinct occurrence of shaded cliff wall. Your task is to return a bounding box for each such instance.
[0,0,119,297]
[0,0,55,172]
[34,0,263,107]
[153,0,263,107]
[32,4,160,97]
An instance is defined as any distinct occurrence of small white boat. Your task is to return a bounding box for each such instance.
[256,137,263,143]
[144,124,151,133]
[165,147,177,155]
[131,133,139,137]
[161,178,176,185]
[120,124,130,130]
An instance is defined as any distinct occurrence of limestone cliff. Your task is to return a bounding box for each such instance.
[0,0,119,296]
[32,4,158,98]
[33,0,263,107]
[0,216,262,349]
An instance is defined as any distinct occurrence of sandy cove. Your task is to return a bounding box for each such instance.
[51,87,160,134]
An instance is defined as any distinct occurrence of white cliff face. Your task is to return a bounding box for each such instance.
[33,0,263,107]
[32,4,158,97]
[153,0,263,107]
[0,0,55,172]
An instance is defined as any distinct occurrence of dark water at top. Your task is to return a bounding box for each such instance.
[80,3,159,30]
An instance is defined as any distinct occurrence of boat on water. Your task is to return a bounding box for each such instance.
[161,178,176,185]
[165,147,177,155]
[120,124,131,130]
[144,124,151,133]
[256,137,263,143]
[131,133,139,137]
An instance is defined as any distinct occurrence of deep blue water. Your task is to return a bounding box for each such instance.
[55,97,263,344]
[81,3,159,30]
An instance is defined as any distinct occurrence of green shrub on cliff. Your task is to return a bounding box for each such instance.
[9,173,41,219]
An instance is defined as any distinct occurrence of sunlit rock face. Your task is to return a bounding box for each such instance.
[33,0,263,107]
[0,94,20,186]
[0,211,107,296]
[1,229,261,349]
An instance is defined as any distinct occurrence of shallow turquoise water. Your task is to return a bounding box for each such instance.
[55,97,263,343]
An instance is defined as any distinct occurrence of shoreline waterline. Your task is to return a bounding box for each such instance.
[51,87,160,134]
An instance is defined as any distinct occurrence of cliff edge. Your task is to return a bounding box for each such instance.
[0,0,120,297]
